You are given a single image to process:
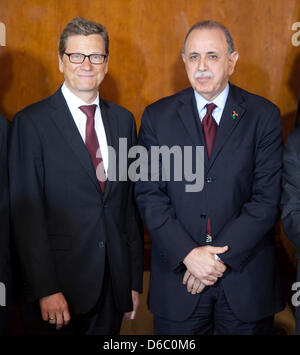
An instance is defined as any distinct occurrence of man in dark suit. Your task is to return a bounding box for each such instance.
[295,94,300,127]
[0,113,12,334]
[9,17,143,335]
[281,96,300,334]
[135,20,283,334]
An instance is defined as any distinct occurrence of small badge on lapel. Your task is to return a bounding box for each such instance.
[232,110,238,119]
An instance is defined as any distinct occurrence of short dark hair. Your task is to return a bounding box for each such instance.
[182,20,234,55]
[58,17,109,58]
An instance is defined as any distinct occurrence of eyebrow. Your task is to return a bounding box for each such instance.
[187,51,218,55]
[66,52,103,55]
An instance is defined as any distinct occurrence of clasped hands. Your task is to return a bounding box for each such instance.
[182,245,228,295]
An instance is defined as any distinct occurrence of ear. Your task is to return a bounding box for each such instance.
[104,55,109,74]
[181,52,187,64]
[58,54,64,73]
[228,51,239,75]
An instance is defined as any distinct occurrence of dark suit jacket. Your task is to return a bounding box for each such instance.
[281,126,300,323]
[135,84,284,322]
[294,95,300,127]
[0,114,12,332]
[9,88,143,315]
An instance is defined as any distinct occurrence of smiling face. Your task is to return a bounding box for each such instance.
[58,34,108,103]
[182,27,238,101]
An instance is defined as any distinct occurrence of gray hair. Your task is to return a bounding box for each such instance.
[58,17,109,58]
[182,20,234,55]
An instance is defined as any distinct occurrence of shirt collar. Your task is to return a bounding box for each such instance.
[61,82,99,111]
[194,83,229,112]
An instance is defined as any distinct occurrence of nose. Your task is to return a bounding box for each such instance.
[197,56,208,71]
[81,56,93,69]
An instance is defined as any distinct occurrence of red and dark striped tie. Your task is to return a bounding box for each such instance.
[201,103,217,241]
[79,104,106,193]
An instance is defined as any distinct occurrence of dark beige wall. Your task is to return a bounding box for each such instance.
[1,0,299,263]
[1,0,299,125]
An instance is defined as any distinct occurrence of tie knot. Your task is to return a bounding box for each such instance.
[79,104,97,119]
[205,103,217,116]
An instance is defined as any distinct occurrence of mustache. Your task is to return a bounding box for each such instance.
[194,71,214,79]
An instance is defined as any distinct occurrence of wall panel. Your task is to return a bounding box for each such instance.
[1,0,299,265]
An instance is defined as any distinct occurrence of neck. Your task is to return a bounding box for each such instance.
[78,92,98,104]
[65,84,98,104]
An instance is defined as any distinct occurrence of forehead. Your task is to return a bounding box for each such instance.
[185,28,228,53]
[65,34,105,52]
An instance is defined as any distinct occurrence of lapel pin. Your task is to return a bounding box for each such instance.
[232,110,239,119]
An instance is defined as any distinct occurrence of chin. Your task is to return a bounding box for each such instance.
[195,87,212,96]
[76,84,97,91]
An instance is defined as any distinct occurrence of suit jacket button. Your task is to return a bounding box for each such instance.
[206,177,213,183]
[200,214,206,218]
[98,241,105,248]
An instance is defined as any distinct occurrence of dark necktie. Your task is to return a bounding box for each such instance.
[79,104,106,193]
[202,103,217,158]
[201,103,217,240]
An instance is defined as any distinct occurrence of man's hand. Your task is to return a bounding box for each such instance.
[123,290,139,321]
[182,270,206,294]
[39,292,71,330]
[183,245,228,285]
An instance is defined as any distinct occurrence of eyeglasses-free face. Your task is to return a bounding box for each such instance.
[182,28,238,101]
[58,34,108,102]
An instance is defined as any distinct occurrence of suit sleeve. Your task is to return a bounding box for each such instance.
[0,115,10,281]
[135,108,199,271]
[281,129,300,256]
[9,112,61,302]
[211,105,282,270]
[126,116,144,292]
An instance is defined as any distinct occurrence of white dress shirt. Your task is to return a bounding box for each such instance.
[194,83,230,125]
[194,84,230,262]
[61,83,109,172]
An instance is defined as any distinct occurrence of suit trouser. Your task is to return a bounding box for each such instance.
[295,318,300,335]
[21,261,123,335]
[154,281,274,335]
[0,267,14,334]
[0,304,13,334]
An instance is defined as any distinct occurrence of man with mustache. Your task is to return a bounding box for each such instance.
[135,20,284,334]
[9,17,143,335]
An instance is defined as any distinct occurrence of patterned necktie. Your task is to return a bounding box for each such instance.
[201,103,217,240]
[202,103,217,158]
[79,104,106,193]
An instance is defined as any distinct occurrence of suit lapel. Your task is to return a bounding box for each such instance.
[100,99,119,202]
[177,88,209,168]
[208,84,246,170]
[49,89,103,196]
[177,88,205,146]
